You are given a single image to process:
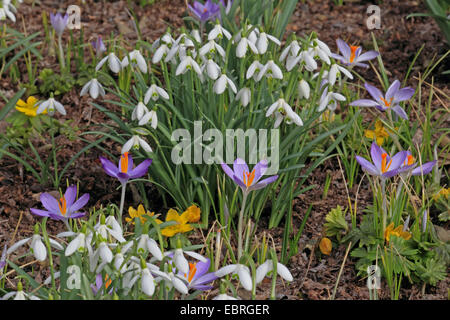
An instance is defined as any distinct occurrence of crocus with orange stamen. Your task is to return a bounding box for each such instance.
[397,151,437,176]
[30,185,89,220]
[331,39,379,68]
[180,258,218,291]
[356,142,407,179]
[99,152,152,185]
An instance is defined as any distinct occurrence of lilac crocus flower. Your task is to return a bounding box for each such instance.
[50,12,69,37]
[188,0,223,23]
[397,151,436,176]
[99,152,152,185]
[356,142,407,179]
[331,39,379,68]
[221,158,278,194]
[30,185,90,220]
[179,258,218,291]
[91,274,114,296]
[91,36,106,57]
[350,80,415,120]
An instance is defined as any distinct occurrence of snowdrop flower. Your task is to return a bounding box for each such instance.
[80,78,106,99]
[122,135,153,153]
[256,32,281,55]
[96,52,122,73]
[246,60,264,80]
[286,51,317,72]
[191,29,202,43]
[94,215,126,243]
[144,84,169,103]
[141,266,156,296]
[0,0,17,22]
[199,40,225,59]
[122,49,148,73]
[152,43,170,64]
[152,33,174,50]
[308,38,332,65]
[139,110,158,129]
[266,98,303,128]
[236,36,258,58]
[318,85,346,112]
[208,23,232,41]
[214,73,237,94]
[327,63,353,86]
[2,282,40,300]
[255,260,293,284]
[298,79,310,99]
[136,234,163,261]
[235,87,251,107]
[215,264,252,291]
[153,268,189,295]
[213,293,240,300]
[8,229,63,262]
[165,249,207,275]
[176,56,202,76]
[131,102,149,122]
[204,59,221,80]
[97,241,113,263]
[256,60,283,81]
[280,40,301,62]
[36,97,66,116]
[60,229,93,256]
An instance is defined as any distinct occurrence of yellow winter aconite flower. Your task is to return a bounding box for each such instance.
[365,120,389,146]
[161,208,195,237]
[319,237,332,255]
[184,205,201,223]
[126,204,162,225]
[433,188,449,201]
[15,96,45,117]
[384,222,411,242]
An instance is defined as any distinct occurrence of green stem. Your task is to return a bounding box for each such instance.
[237,191,248,260]
[381,178,387,235]
[57,34,66,72]
[50,119,59,189]
[41,219,56,294]
[119,182,127,228]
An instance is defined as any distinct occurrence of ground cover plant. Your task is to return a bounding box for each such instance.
[0,0,448,301]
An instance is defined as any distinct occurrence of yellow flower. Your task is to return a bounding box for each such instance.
[161,208,194,237]
[319,237,332,255]
[183,205,201,223]
[365,120,389,146]
[15,96,45,117]
[384,222,411,242]
[433,188,449,201]
[126,204,162,225]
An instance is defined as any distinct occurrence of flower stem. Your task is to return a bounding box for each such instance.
[118,182,127,228]
[381,178,387,234]
[57,34,66,72]
[41,218,56,295]
[237,191,248,260]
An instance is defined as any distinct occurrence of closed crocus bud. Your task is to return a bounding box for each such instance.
[298,79,310,99]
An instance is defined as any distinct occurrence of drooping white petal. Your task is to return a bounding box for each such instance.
[31,236,47,261]
[141,268,155,296]
[276,262,293,282]
[7,238,31,255]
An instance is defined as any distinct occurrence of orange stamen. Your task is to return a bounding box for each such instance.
[380,96,394,107]
[242,169,256,187]
[381,153,392,173]
[104,274,112,289]
[187,263,197,283]
[407,155,414,166]
[120,152,129,173]
[58,197,67,216]
[350,46,359,63]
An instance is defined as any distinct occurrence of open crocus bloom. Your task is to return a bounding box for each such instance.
[30,185,89,220]
[99,152,152,185]
[331,39,379,68]
[397,151,436,176]
[356,142,407,178]
[180,258,218,291]
[50,12,69,37]
[221,158,278,194]
[350,80,414,120]
[188,0,221,23]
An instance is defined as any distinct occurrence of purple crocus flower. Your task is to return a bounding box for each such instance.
[91,274,114,296]
[221,158,278,194]
[397,151,436,176]
[99,152,152,185]
[188,0,223,23]
[91,36,106,57]
[50,12,69,37]
[331,39,379,68]
[179,258,218,291]
[356,142,407,179]
[350,80,415,120]
[30,185,90,220]
[0,245,7,269]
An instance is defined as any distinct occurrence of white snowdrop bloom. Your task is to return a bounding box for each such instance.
[246,60,264,80]
[122,49,148,73]
[214,74,237,94]
[136,234,163,260]
[256,32,281,55]
[208,23,232,41]
[98,242,113,263]
[266,98,303,128]
[300,51,318,71]
[0,0,16,22]
[122,260,141,294]
[327,63,353,86]
[280,40,301,62]
[96,52,122,73]
[298,79,310,99]
[131,101,149,122]
[141,267,156,296]
[64,232,88,256]
[144,84,169,103]
[311,38,332,58]
[204,59,221,80]
[165,249,207,275]
[139,110,158,129]
[2,283,40,300]
[318,86,346,112]
[80,78,105,99]
[255,260,293,284]
[215,264,253,291]
[152,43,170,64]
[199,40,225,58]
[7,234,63,262]
[152,33,174,50]
[36,97,66,116]
[113,241,133,273]
[44,272,61,286]
[213,293,240,300]
[235,87,251,107]
[256,60,283,81]
[94,216,126,243]
[176,56,202,76]
[122,135,153,153]
[236,37,258,58]
[190,29,202,43]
